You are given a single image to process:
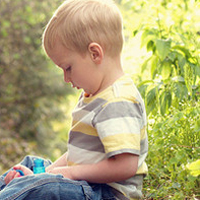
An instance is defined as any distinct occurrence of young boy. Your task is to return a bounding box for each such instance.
[0,0,148,199]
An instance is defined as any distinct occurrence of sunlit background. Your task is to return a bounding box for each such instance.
[0,0,199,198]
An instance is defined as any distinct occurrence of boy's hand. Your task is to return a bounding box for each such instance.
[4,165,33,185]
[4,170,21,185]
[13,165,33,176]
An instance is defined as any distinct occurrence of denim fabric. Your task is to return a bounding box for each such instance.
[0,156,116,200]
[0,155,52,191]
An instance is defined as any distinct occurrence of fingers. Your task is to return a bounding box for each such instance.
[13,166,25,176]
[4,171,19,185]
[14,172,21,178]
[4,165,33,185]
[15,169,25,176]
[13,165,23,170]
[13,165,33,176]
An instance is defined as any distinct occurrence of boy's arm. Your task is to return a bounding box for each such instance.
[48,153,138,183]
[46,152,68,172]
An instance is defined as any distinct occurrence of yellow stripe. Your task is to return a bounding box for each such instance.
[67,160,75,166]
[102,97,138,108]
[71,121,98,136]
[67,160,77,166]
[101,133,140,153]
[136,162,148,174]
[141,126,147,140]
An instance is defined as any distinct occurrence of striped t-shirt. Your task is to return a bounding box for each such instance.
[67,75,148,200]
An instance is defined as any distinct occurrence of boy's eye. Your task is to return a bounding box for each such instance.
[66,66,71,72]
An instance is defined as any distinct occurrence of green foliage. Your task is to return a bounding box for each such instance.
[120,0,200,198]
[0,129,36,172]
[0,0,73,173]
[143,100,200,199]
[139,27,200,116]
[187,159,200,177]
[140,2,200,115]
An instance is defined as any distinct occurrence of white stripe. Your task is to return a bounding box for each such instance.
[138,152,148,167]
[95,117,141,139]
[67,144,106,164]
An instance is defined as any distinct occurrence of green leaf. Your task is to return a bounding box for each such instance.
[172,45,192,59]
[146,85,158,115]
[151,55,159,79]
[141,57,151,73]
[194,119,200,133]
[141,29,157,48]
[137,79,154,88]
[172,81,188,99]
[138,84,148,100]
[178,54,186,69]
[186,159,200,177]
[161,61,172,80]
[184,63,194,95]
[133,29,138,36]
[156,39,171,61]
[168,51,177,62]
[147,40,155,52]
[194,63,200,77]
[159,91,171,115]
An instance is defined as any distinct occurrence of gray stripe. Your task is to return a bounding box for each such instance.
[93,101,143,125]
[68,131,105,153]
[76,98,106,112]
[111,188,130,200]
[140,137,148,154]
[83,98,106,112]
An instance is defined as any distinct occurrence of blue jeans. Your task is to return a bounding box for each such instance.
[0,156,116,200]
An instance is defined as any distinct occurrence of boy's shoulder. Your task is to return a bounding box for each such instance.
[79,75,144,112]
[101,75,142,104]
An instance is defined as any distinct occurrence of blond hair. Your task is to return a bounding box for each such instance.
[42,0,123,57]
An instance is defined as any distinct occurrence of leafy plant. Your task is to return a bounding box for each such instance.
[121,0,200,199]
[187,159,200,177]
[143,100,200,199]
[138,30,199,116]
[133,0,200,116]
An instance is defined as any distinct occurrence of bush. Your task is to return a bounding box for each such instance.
[143,100,200,199]
[123,0,200,198]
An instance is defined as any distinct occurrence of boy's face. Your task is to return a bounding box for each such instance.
[47,42,104,95]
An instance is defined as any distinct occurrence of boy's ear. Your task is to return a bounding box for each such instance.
[88,42,104,64]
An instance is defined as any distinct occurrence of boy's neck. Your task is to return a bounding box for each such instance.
[91,55,124,97]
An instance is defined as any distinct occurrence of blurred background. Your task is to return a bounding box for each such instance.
[0,0,199,199]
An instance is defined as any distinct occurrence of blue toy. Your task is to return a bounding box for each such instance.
[15,169,24,176]
[33,159,45,174]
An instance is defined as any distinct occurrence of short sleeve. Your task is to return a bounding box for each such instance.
[93,99,144,158]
